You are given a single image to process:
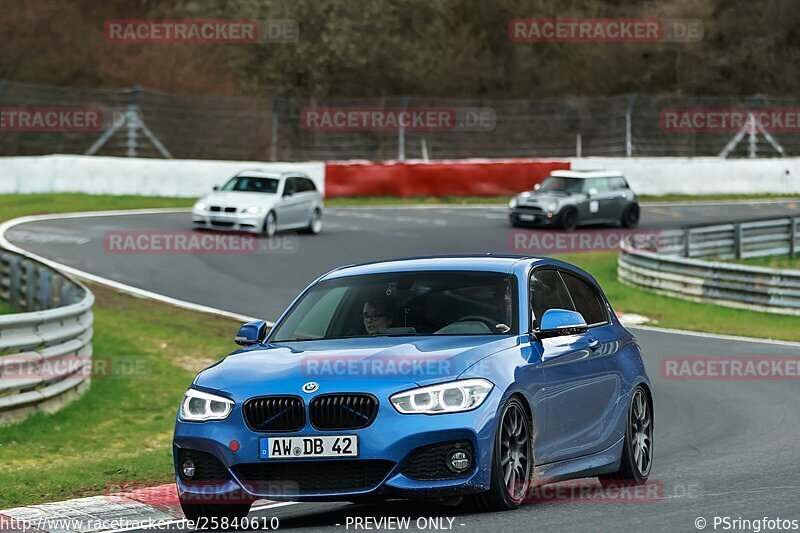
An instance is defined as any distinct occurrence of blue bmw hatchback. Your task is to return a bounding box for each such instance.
[173,256,653,521]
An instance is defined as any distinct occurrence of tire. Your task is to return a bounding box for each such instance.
[599,386,653,487]
[302,208,322,234]
[466,397,532,512]
[620,204,640,229]
[558,207,578,231]
[180,502,251,530]
[263,211,277,238]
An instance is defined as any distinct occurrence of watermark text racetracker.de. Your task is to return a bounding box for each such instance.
[510,229,663,254]
[508,18,703,42]
[104,19,298,43]
[661,356,800,380]
[300,107,496,132]
[104,230,297,255]
[661,108,800,132]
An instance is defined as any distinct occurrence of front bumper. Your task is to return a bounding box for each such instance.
[173,391,500,502]
[192,209,263,233]
[509,207,558,227]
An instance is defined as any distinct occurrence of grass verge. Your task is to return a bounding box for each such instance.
[733,255,800,270]
[0,282,240,508]
[562,252,800,342]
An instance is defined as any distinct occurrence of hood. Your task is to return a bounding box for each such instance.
[200,191,278,209]
[194,335,519,401]
[517,190,579,206]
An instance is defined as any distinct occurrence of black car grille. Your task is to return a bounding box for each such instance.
[178,449,230,483]
[401,441,475,480]
[516,205,544,213]
[209,206,238,213]
[232,460,394,495]
[309,394,378,430]
[243,396,305,432]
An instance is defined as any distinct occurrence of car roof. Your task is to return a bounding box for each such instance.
[232,169,306,179]
[549,170,624,179]
[321,255,544,280]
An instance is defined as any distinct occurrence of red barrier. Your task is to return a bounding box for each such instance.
[324,159,571,198]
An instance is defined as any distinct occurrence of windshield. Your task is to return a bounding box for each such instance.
[539,176,585,194]
[220,176,279,194]
[271,271,518,342]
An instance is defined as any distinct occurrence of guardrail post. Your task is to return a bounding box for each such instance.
[7,254,21,310]
[791,217,798,259]
[734,223,743,260]
[684,229,692,258]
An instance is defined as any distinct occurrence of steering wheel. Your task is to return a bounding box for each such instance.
[456,315,499,330]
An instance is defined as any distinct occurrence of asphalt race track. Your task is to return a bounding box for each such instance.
[7,200,800,320]
[6,201,800,532]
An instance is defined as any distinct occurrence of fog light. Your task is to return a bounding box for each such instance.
[181,458,195,480]
[447,448,472,473]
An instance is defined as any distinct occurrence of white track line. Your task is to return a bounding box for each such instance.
[0,209,264,325]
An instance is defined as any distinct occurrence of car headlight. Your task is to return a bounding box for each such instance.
[243,206,261,214]
[180,389,234,422]
[390,378,493,414]
[547,201,559,212]
[194,201,207,210]
[508,197,518,209]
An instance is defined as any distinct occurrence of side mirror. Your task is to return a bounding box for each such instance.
[587,187,598,197]
[212,185,220,191]
[283,189,294,197]
[538,309,587,338]
[235,320,268,346]
[533,183,541,191]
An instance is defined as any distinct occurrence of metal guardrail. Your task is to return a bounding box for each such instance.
[618,217,800,315]
[0,249,94,425]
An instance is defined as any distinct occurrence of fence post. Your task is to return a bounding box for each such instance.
[576,133,582,157]
[270,110,278,162]
[791,217,798,259]
[625,94,637,157]
[126,87,141,157]
[734,223,743,260]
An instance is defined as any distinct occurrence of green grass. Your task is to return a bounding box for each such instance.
[0,284,241,508]
[0,299,12,314]
[560,252,800,342]
[0,193,192,223]
[732,255,800,270]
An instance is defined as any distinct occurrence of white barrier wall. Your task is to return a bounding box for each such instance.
[2,155,800,197]
[0,155,326,197]
[570,157,800,195]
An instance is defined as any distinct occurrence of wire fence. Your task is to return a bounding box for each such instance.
[1,80,799,161]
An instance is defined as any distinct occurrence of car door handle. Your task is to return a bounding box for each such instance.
[588,339,601,351]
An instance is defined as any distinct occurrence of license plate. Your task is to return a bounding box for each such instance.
[260,435,358,459]
[210,215,231,223]
[519,214,536,221]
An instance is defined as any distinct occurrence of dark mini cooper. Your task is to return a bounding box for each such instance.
[509,170,640,231]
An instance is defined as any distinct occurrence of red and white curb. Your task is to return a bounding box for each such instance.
[0,484,293,533]
[0,484,181,532]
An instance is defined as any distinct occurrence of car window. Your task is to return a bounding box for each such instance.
[270,271,518,341]
[608,177,628,190]
[283,177,297,195]
[560,272,608,326]
[529,269,575,329]
[220,176,279,193]
[588,178,611,193]
[301,178,317,192]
